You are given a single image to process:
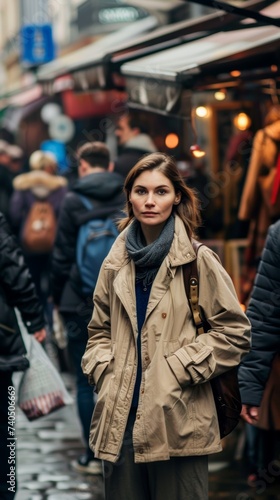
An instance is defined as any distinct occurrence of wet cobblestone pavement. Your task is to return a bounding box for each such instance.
[14,373,103,500]
[14,373,280,500]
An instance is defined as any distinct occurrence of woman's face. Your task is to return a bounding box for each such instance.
[129,169,181,235]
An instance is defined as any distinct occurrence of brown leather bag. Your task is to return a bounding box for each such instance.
[183,241,241,438]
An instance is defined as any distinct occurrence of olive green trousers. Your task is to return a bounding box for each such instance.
[103,412,208,500]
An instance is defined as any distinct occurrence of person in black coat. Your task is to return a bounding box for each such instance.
[239,220,280,485]
[0,213,46,500]
[51,141,125,475]
[113,111,157,179]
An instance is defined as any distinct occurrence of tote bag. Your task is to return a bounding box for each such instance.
[16,310,73,421]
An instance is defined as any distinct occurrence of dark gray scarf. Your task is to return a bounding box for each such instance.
[125,215,175,287]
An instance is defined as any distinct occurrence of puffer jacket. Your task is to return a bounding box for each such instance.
[239,220,280,406]
[0,213,45,371]
[82,216,251,463]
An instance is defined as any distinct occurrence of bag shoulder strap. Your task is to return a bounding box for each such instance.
[77,194,122,223]
[183,240,208,335]
[78,194,95,211]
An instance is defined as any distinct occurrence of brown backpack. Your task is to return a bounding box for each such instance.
[21,200,57,253]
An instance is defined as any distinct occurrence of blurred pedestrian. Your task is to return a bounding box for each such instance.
[82,152,251,500]
[7,144,25,178]
[223,129,253,239]
[113,110,157,178]
[0,212,46,500]
[51,141,124,475]
[0,139,11,167]
[0,141,14,223]
[239,220,280,486]
[9,150,68,329]
[238,104,280,305]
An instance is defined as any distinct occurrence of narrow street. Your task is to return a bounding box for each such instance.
[14,373,280,500]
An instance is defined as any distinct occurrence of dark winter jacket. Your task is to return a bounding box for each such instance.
[0,213,45,372]
[238,220,280,406]
[114,134,157,179]
[51,171,125,315]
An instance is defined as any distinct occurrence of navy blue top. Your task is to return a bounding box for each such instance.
[131,279,152,408]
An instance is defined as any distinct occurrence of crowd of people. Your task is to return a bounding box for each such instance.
[0,106,279,499]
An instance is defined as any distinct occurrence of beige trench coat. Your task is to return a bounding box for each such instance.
[82,216,251,463]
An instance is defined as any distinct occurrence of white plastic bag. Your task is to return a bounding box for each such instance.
[16,309,73,421]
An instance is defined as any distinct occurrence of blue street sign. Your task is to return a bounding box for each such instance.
[21,24,56,65]
[40,140,69,173]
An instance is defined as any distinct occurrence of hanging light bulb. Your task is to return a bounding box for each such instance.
[190,144,206,158]
[195,106,208,118]
[214,90,226,101]
[165,133,179,149]
[233,112,251,131]
[230,70,241,78]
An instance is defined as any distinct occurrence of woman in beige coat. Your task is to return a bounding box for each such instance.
[82,152,251,500]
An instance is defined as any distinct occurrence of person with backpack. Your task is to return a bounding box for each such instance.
[81,152,251,500]
[9,150,68,329]
[51,141,125,475]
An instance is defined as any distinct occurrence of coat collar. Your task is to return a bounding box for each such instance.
[105,215,196,273]
[110,216,197,332]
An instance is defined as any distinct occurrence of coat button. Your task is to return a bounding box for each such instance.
[138,448,144,454]
[162,313,167,318]
[137,414,141,420]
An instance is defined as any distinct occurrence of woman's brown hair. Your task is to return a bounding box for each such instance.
[118,152,201,238]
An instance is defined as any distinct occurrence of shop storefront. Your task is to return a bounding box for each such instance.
[118,1,280,295]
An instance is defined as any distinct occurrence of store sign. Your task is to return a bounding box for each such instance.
[62,89,127,119]
[21,24,55,66]
[126,77,185,115]
[77,0,148,33]
[99,7,142,24]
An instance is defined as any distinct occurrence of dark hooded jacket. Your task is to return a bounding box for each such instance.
[0,213,45,371]
[114,134,157,179]
[238,220,280,406]
[51,171,125,314]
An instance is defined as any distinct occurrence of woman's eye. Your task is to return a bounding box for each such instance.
[157,189,167,195]
[136,189,146,195]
